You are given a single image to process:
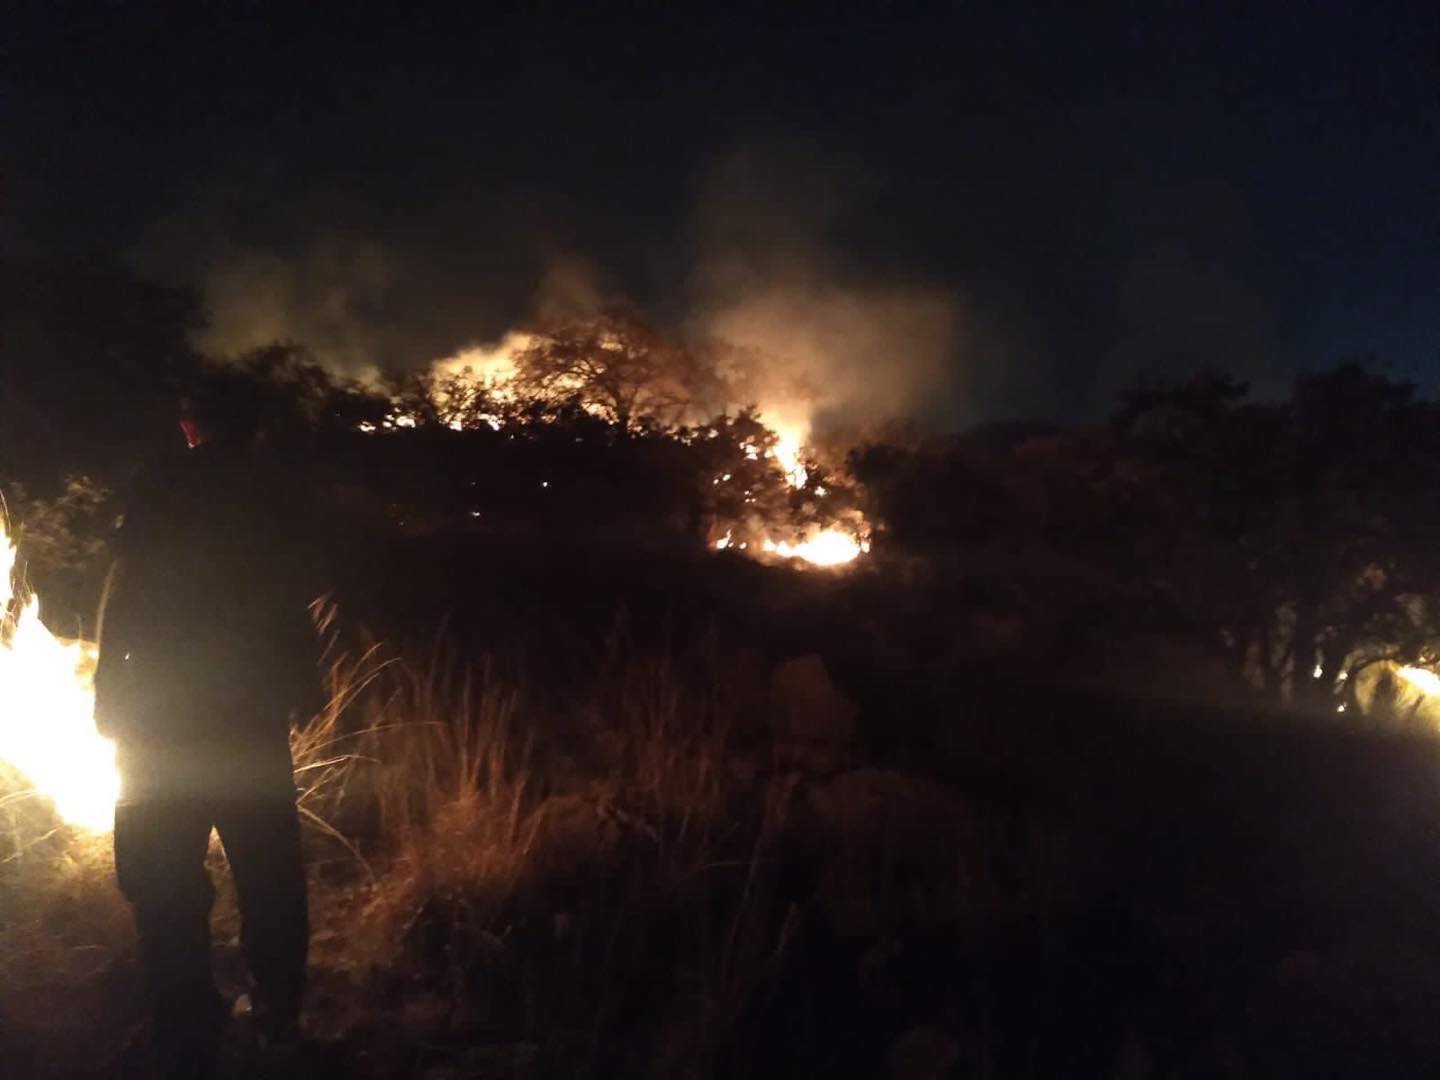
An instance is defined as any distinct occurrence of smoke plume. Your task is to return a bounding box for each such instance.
[139,137,977,433]
[683,136,969,438]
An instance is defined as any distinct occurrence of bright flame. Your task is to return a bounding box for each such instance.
[0,520,119,831]
[420,338,873,569]
[739,416,874,566]
[433,331,532,389]
[715,526,869,568]
[435,332,531,428]
[765,421,809,488]
[430,337,817,488]
[762,530,871,567]
[430,331,606,428]
[1398,665,1440,697]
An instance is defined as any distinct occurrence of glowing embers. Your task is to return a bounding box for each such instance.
[714,527,870,568]
[0,520,119,831]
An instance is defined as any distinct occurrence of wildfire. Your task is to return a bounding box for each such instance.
[0,519,119,832]
[1397,665,1440,697]
[428,331,534,431]
[434,331,531,388]
[727,414,871,567]
[762,531,870,567]
[413,338,872,568]
[762,417,810,488]
[714,528,870,568]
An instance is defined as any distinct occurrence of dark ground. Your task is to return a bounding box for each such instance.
[7,532,1440,1078]
[323,533,1440,1077]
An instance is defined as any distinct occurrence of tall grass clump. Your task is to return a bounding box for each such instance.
[1,605,873,1076]
[0,767,140,1076]
[286,613,805,1076]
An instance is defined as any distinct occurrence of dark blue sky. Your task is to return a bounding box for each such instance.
[4,2,1437,424]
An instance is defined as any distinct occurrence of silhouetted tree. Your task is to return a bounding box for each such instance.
[198,343,390,443]
[0,259,203,490]
[512,310,724,429]
[1114,364,1440,710]
[384,367,510,432]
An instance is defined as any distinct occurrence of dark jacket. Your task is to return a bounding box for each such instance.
[94,442,325,748]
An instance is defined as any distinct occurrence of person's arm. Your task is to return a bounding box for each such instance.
[92,458,173,740]
[269,458,331,727]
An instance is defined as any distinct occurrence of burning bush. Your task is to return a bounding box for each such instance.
[374,320,875,567]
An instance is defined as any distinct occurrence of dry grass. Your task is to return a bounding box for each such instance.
[0,788,140,1076]
[12,610,1440,1075]
[284,618,804,1075]
[0,601,825,1075]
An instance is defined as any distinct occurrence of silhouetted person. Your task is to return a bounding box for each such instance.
[95,388,324,1078]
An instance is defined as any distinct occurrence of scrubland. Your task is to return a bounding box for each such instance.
[7,553,1440,1078]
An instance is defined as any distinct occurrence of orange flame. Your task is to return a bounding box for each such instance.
[0,519,119,831]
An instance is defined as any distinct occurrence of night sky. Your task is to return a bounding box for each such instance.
[5,2,1437,427]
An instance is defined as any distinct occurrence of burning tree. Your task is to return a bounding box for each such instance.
[510,309,726,430]
[1110,364,1440,710]
[692,410,870,565]
[399,313,872,567]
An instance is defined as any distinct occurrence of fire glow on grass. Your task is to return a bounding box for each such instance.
[0,519,119,832]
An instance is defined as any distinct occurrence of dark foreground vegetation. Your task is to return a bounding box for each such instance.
[6,260,1440,1076]
[10,579,1440,1078]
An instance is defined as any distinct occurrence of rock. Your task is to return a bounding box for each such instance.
[803,768,984,936]
[807,768,980,863]
[887,1024,959,1080]
[770,654,858,774]
[401,989,452,1041]
[1109,1026,1154,1080]
[517,791,657,902]
[461,1042,539,1073]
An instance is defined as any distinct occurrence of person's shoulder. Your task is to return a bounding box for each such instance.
[122,447,190,505]
[123,445,243,525]
[109,448,188,553]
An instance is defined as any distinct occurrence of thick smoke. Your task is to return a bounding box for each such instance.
[684,138,968,438]
[700,283,959,436]
[196,235,394,377]
[528,257,610,326]
[141,139,976,434]
[134,176,555,377]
